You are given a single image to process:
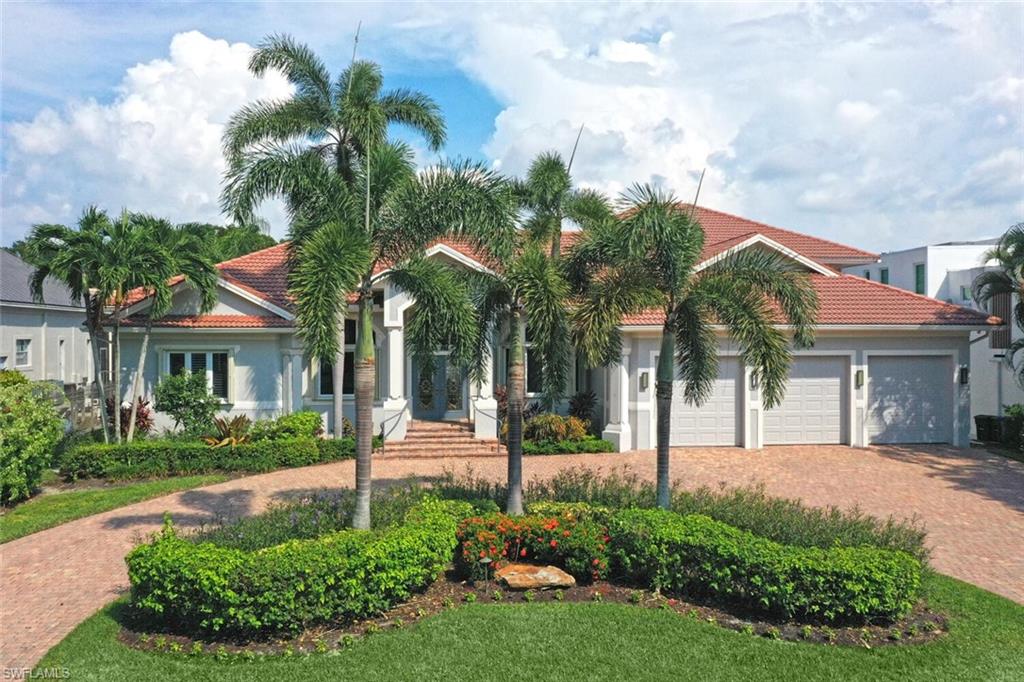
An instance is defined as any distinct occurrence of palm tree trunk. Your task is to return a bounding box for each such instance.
[351,293,375,530]
[333,319,346,439]
[550,229,561,261]
[655,327,675,509]
[126,318,152,442]
[85,303,112,443]
[112,314,122,443]
[505,307,526,515]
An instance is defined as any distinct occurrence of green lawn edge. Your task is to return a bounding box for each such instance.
[0,474,228,544]
[37,573,1024,682]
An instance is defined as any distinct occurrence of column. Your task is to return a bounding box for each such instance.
[602,349,632,452]
[742,363,763,449]
[473,340,498,440]
[381,324,408,441]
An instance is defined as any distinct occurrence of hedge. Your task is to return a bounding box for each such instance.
[609,508,921,623]
[60,436,382,482]
[126,497,473,637]
[522,437,615,456]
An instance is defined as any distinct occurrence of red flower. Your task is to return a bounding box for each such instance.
[550,540,558,548]
[479,550,486,558]
[592,558,601,566]
[562,530,571,537]
[520,548,527,557]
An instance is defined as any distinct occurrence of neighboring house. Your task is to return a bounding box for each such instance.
[115,207,998,450]
[843,239,1024,435]
[0,250,97,385]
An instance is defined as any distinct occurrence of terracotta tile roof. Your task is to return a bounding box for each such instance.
[622,274,1001,327]
[121,314,293,328]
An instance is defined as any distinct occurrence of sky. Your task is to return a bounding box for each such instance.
[1,1,1022,253]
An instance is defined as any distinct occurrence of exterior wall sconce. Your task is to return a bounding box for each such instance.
[749,373,759,390]
[855,370,864,389]
[639,371,649,391]
[959,365,970,385]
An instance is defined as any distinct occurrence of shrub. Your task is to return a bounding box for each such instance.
[0,370,29,387]
[524,414,589,442]
[249,410,326,441]
[456,512,610,582]
[609,508,921,623]
[522,437,615,455]
[203,415,252,448]
[126,498,473,637]
[153,370,220,437]
[107,397,154,439]
[568,390,597,425]
[0,383,65,504]
[60,435,357,481]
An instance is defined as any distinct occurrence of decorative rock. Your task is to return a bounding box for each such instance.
[494,563,576,590]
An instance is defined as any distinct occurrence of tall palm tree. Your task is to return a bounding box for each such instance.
[124,217,220,441]
[23,208,116,442]
[568,185,819,508]
[973,222,1024,384]
[222,34,447,445]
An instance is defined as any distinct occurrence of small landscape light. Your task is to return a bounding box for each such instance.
[855,369,864,389]
[959,365,970,385]
[749,373,759,390]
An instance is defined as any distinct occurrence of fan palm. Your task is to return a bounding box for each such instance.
[973,223,1024,384]
[568,185,819,508]
[222,34,447,445]
[124,217,220,441]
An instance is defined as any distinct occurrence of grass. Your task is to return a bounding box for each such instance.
[0,474,228,544]
[37,574,1024,681]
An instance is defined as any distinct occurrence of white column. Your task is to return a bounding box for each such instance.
[280,351,292,414]
[602,349,632,452]
[742,363,763,449]
[473,341,498,440]
[382,324,409,441]
[280,349,304,415]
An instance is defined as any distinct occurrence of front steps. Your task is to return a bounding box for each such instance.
[377,419,504,459]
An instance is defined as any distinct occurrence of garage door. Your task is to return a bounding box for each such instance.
[764,356,848,445]
[669,357,741,446]
[868,356,953,444]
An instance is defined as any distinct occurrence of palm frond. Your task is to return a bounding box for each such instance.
[249,34,332,103]
[465,271,512,386]
[223,97,332,162]
[563,188,614,231]
[671,296,719,405]
[379,88,446,151]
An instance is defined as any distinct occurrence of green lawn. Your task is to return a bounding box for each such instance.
[0,475,228,544]
[37,574,1024,681]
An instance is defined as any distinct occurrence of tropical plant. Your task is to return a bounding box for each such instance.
[221,34,514,529]
[22,207,158,443]
[1,382,64,504]
[567,185,819,508]
[568,389,597,425]
[973,222,1024,386]
[203,416,253,448]
[153,369,220,438]
[106,397,154,440]
[123,217,219,441]
[179,220,277,262]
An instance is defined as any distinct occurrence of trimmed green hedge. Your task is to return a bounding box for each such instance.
[60,436,382,482]
[126,497,473,637]
[522,437,615,455]
[609,508,921,623]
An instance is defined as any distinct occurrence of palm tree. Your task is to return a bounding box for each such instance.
[23,208,116,442]
[124,217,220,441]
[222,34,446,446]
[568,185,819,508]
[973,223,1024,384]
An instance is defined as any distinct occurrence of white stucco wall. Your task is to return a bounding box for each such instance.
[0,303,93,384]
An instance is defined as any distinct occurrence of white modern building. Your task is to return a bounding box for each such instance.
[843,239,1024,434]
[0,250,97,386]
[114,207,998,451]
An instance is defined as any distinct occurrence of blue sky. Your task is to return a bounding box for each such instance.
[2,2,1021,252]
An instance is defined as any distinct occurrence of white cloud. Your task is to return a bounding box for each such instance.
[836,100,881,127]
[2,31,292,239]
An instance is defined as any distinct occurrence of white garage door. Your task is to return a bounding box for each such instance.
[764,356,848,445]
[868,356,954,444]
[669,357,742,446]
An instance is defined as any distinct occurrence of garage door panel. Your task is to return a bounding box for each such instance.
[670,357,741,446]
[868,356,953,444]
[764,356,847,445]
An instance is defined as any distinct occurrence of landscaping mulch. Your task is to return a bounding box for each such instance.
[118,568,948,658]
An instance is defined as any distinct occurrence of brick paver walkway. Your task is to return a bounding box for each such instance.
[2,445,1022,669]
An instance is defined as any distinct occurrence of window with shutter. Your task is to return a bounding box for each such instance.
[169,352,185,375]
[991,293,1012,349]
[211,352,228,399]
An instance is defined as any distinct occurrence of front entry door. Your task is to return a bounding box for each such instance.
[412,354,466,420]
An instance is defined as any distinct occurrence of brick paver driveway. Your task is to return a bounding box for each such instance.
[1,444,1021,669]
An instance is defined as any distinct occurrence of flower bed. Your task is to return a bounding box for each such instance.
[125,498,473,638]
[59,436,381,482]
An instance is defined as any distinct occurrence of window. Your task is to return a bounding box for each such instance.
[879,268,889,285]
[863,270,871,280]
[990,292,1012,349]
[914,263,926,295]
[167,351,230,400]
[317,320,377,398]
[525,347,543,394]
[961,286,971,302]
[14,339,31,367]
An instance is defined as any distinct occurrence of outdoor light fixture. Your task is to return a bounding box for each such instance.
[640,371,649,391]
[749,373,759,390]
[959,365,970,385]
[855,369,864,389]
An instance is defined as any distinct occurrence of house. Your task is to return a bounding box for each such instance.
[114,206,999,451]
[0,250,97,386]
[843,239,1024,435]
